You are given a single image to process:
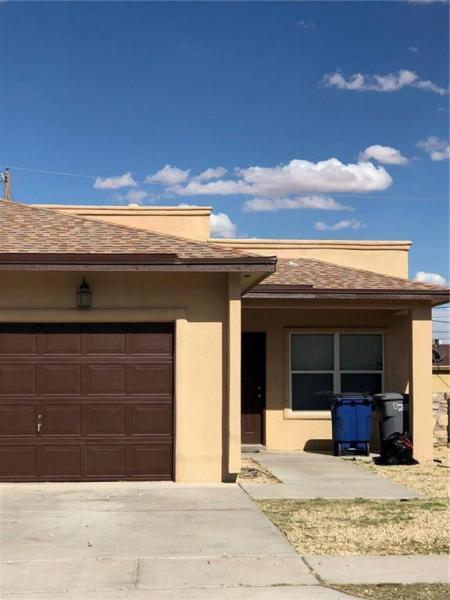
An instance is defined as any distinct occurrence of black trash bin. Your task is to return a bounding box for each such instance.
[374,393,409,440]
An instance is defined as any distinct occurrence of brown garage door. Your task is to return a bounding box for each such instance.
[0,323,174,481]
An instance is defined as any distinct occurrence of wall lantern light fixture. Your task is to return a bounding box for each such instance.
[77,278,92,309]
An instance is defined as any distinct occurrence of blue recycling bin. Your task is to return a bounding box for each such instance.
[331,394,372,456]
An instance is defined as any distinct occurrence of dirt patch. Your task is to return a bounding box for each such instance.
[355,447,449,499]
[332,584,450,600]
[258,498,449,555]
[238,457,280,484]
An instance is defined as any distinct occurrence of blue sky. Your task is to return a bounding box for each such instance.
[0,1,449,296]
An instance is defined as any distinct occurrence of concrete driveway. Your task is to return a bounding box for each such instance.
[0,482,359,599]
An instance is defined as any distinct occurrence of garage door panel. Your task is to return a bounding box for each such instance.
[128,404,172,436]
[128,444,172,479]
[0,446,37,478]
[0,323,173,481]
[37,445,82,479]
[126,331,172,355]
[0,365,36,395]
[40,405,81,436]
[86,444,127,478]
[0,405,36,435]
[84,364,126,395]
[37,333,82,355]
[84,333,126,355]
[128,364,172,395]
[38,365,81,395]
[84,405,126,436]
[0,332,36,355]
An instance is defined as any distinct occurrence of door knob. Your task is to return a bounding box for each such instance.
[37,414,43,433]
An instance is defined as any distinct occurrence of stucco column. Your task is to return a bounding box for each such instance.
[227,273,242,478]
[410,303,433,460]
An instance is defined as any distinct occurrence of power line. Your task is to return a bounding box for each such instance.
[7,166,105,181]
[4,165,450,200]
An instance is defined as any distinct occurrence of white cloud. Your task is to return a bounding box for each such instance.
[417,136,450,161]
[210,212,237,238]
[296,19,317,31]
[94,172,137,190]
[359,145,409,165]
[172,179,245,196]
[117,189,152,204]
[146,165,190,185]
[236,159,392,195]
[323,69,448,95]
[414,271,448,286]
[171,158,392,197]
[408,46,419,53]
[243,196,353,213]
[315,219,366,231]
[194,167,228,181]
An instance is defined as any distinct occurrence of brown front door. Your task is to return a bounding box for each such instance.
[241,332,266,445]
[0,323,174,481]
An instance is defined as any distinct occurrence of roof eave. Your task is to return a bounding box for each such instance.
[0,253,277,273]
[245,286,450,304]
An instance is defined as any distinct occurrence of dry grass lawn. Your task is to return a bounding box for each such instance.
[332,584,450,600]
[357,447,449,499]
[238,457,280,484]
[259,497,449,555]
[259,446,450,555]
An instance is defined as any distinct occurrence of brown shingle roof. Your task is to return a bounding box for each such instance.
[0,201,274,269]
[248,257,449,298]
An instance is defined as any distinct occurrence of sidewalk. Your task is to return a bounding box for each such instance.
[303,555,450,585]
[240,451,419,499]
[305,555,449,585]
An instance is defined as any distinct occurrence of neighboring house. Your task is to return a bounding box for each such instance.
[433,340,450,393]
[0,201,448,483]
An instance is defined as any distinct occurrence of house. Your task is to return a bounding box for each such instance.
[0,200,448,483]
[433,340,450,393]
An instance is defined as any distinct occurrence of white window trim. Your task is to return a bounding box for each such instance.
[288,331,384,413]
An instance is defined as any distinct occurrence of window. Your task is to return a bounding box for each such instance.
[290,333,383,411]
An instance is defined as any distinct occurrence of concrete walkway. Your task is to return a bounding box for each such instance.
[1,481,360,599]
[240,451,419,499]
[305,555,450,585]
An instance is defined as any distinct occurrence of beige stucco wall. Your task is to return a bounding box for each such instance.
[433,371,450,393]
[212,240,411,278]
[36,206,212,242]
[0,270,240,482]
[242,299,433,459]
[410,304,433,459]
[36,206,411,278]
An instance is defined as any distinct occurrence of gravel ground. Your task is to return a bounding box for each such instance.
[332,584,450,600]
[354,447,449,499]
[238,457,280,484]
[259,497,449,555]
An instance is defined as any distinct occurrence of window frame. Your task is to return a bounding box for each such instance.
[288,331,384,413]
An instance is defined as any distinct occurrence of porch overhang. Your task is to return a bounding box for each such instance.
[244,285,450,306]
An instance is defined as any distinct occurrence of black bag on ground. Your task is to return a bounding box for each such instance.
[379,432,418,465]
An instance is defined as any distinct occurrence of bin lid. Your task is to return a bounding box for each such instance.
[331,393,373,403]
[332,393,372,398]
[374,393,405,402]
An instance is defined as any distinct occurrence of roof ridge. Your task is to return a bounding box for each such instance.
[2,202,256,259]
[279,256,447,291]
